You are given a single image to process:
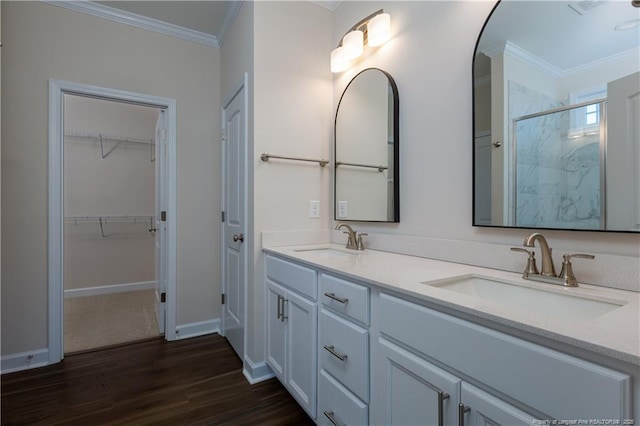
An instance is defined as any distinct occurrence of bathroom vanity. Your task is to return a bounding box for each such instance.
[263,244,639,425]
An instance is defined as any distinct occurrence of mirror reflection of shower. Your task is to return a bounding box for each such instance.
[512,100,606,230]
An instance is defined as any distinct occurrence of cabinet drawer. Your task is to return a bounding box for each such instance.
[319,309,368,402]
[266,255,317,300]
[320,273,369,325]
[318,369,368,426]
[380,293,631,421]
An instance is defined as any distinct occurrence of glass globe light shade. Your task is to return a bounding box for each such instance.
[367,13,391,47]
[330,46,350,73]
[342,30,364,60]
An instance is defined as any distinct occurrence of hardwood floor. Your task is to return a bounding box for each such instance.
[1,334,314,425]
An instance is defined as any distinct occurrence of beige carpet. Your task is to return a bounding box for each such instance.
[64,289,161,353]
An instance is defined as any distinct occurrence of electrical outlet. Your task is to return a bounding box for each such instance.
[309,200,320,218]
[338,201,348,218]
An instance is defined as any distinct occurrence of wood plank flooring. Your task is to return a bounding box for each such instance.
[1,334,314,425]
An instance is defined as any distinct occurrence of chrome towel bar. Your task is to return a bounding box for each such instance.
[336,161,387,172]
[260,153,329,167]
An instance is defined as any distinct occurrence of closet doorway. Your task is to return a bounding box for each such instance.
[48,80,178,363]
[63,95,162,353]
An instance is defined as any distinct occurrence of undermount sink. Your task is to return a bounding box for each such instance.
[425,275,626,321]
[293,247,357,259]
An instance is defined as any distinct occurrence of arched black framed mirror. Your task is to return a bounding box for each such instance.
[335,68,400,222]
[473,0,640,232]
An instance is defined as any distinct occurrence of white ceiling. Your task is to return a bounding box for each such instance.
[478,0,640,72]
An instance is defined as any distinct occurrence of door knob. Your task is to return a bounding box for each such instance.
[233,233,244,243]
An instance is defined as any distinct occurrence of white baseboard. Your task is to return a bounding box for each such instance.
[1,348,49,374]
[175,318,220,340]
[64,281,156,298]
[242,355,275,384]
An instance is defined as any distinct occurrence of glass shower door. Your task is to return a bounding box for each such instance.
[512,101,605,230]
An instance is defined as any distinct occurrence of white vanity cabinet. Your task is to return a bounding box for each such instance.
[374,336,461,425]
[373,336,536,426]
[265,256,318,419]
[318,273,370,426]
[263,251,635,426]
[373,292,632,425]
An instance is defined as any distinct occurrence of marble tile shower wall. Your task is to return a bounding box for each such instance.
[509,81,601,229]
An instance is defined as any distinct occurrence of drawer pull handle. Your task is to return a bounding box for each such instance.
[276,295,282,320]
[276,296,288,321]
[323,410,343,426]
[324,292,349,304]
[323,345,348,361]
[281,298,288,322]
[437,391,450,426]
[458,403,470,426]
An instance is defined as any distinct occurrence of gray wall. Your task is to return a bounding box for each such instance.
[1,2,221,356]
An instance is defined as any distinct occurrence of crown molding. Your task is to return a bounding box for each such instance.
[482,41,563,79]
[563,47,640,77]
[44,1,219,48]
[217,1,244,48]
[481,40,639,81]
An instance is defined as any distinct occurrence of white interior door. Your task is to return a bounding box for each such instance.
[154,109,167,333]
[221,79,246,359]
[606,71,640,231]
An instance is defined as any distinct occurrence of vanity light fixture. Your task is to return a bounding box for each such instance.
[330,9,391,73]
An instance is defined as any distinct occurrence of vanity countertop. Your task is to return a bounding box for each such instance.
[263,243,640,366]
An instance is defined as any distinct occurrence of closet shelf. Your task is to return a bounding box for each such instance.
[65,215,154,223]
[65,130,155,162]
[65,215,155,238]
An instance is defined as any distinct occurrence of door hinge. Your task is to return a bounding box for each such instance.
[161,211,167,222]
[221,294,225,305]
[221,211,225,223]
[161,292,166,303]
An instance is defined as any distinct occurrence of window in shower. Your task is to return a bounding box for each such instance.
[569,86,606,138]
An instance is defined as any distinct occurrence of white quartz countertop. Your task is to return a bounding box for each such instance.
[263,243,640,366]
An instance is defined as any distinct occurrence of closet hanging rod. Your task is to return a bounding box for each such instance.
[336,161,388,172]
[261,153,329,167]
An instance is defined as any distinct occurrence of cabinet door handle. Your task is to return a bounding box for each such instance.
[437,391,450,426]
[276,295,282,320]
[323,345,348,361]
[323,292,349,304]
[281,299,288,322]
[458,403,470,426]
[323,410,343,426]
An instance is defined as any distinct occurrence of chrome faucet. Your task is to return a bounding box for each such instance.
[512,233,594,287]
[523,233,556,276]
[335,223,366,250]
